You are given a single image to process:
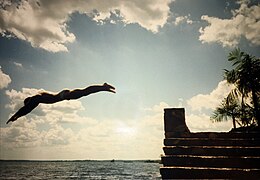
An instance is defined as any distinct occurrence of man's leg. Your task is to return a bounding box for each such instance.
[65,83,115,100]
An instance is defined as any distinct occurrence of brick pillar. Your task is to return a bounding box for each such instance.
[164,108,190,138]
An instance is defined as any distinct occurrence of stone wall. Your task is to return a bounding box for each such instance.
[160,108,260,179]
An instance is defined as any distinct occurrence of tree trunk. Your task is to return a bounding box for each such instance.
[251,89,259,126]
[232,116,236,129]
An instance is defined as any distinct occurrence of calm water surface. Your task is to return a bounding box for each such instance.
[0,160,161,179]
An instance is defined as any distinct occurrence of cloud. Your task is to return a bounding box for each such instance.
[1,93,233,159]
[186,113,232,132]
[1,99,167,159]
[41,124,74,146]
[13,62,23,68]
[0,119,42,149]
[185,80,235,132]
[0,66,11,89]
[1,79,238,160]
[4,87,93,124]
[0,0,172,52]
[187,80,234,112]
[0,0,75,52]
[2,86,98,152]
[144,101,170,113]
[199,1,260,47]
[5,88,45,111]
[174,15,193,26]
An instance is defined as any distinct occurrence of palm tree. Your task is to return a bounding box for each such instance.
[224,48,260,126]
[211,98,240,129]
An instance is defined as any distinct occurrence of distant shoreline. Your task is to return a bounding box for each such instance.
[0,159,161,163]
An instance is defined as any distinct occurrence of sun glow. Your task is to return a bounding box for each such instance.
[116,125,136,136]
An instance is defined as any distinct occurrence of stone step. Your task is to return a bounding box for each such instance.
[160,166,260,179]
[165,132,260,139]
[163,146,260,156]
[162,155,260,169]
[164,138,260,146]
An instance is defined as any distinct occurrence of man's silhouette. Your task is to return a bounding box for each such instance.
[6,83,116,124]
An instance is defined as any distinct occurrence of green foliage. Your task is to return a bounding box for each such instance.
[211,48,260,129]
[211,98,240,129]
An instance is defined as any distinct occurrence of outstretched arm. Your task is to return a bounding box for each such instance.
[63,83,116,100]
[6,96,40,124]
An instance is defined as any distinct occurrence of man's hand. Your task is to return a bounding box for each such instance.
[103,83,116,93]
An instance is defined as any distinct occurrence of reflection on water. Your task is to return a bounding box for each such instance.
[0,160,161,179]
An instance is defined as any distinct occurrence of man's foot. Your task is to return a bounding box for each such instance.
[103,83,116,93]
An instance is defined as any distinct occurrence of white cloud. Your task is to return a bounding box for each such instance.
[13,62,23,68]
[1,91,234,159]
[144,101,170,112]
[1,119,42,149]
[184,80,236,132]
[0,0,172,52]
[1,98,167,159]
[199,1,260,47]
[0,0,75,52]
[0,66,11,89]
[187,80,234,112]
[1,79,239,160]
[174,15,193,26]
[2,87,98,152]
[5,88,45,111]
[186,113,232,132]
[4,87,92,124]
[41,124,74,146]
[0,0,11,8]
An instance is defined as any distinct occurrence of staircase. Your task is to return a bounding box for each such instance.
[160,108,260,179]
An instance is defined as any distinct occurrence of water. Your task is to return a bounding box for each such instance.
[0,160,161,179]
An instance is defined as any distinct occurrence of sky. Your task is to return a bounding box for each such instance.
[0,0,259,160]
